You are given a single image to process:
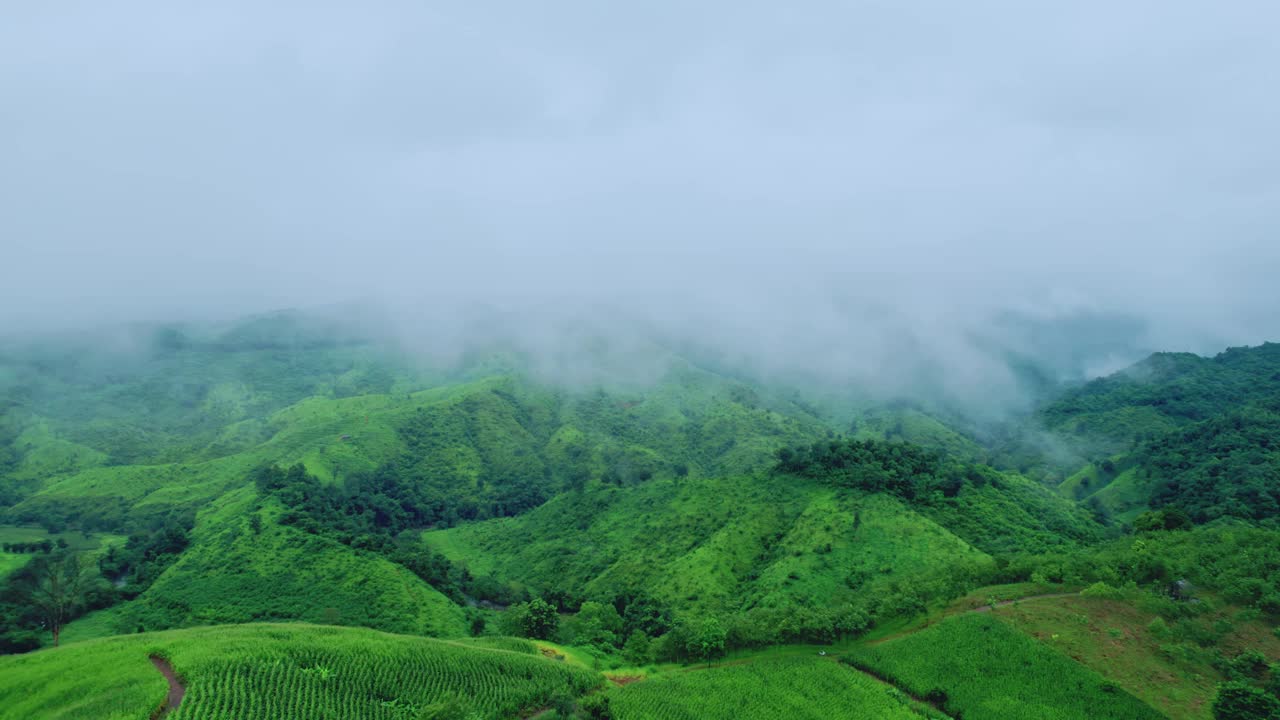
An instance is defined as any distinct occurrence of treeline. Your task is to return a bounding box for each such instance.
[98,520,192,598]
[254,464,520,607]
[493,592,873,666]
[1,540,63,554]
[775,438,998,502]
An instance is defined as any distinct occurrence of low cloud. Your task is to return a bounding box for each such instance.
[3,1,1278,406]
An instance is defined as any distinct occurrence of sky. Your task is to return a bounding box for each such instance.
[2,1,1278,398]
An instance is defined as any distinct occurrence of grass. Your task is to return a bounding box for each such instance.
[844,613,1164,720]
[0,623,602,720]
[5,342,854,650]
[0,524,121,579]
[609,655,938,720]
[106,487,468,638]
[425,475,991,617]
[1058,463,1153,523]
[993,592,1280,720]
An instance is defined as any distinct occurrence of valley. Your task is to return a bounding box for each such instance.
[2,315,1280,718]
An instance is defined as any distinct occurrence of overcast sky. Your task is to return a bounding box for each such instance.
[3,1,1278,389]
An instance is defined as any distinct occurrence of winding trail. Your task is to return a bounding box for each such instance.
[149,656,185,717]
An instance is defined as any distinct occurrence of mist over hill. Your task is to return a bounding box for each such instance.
[5,3,1280,719]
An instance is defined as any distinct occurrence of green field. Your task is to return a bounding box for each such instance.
[844,613,1164,720]
[0,623,601,720]
[609,655,939,720]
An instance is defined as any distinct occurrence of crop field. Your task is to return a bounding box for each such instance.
[609,655,939,720]
[0,623,601,720]
[844,613,1165,720]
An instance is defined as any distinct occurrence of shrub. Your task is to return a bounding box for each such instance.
[1212,681,1280,720]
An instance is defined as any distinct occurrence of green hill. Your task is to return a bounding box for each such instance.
[426,441,1104,643]
[1041,343,1280,449]
[1032,343,1280,524]
[6,316,1280,718]
[1,318,843,649]
[0,623,601,720]
[845,613,1164,720]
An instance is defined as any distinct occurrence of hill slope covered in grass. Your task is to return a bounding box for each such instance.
[845,613,1164,720]
[608,655,938,720]
[0,623,602,720]
[1,314,849,647]
[426,442,1106,642]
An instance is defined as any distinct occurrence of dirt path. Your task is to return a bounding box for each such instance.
[149,656,185,717]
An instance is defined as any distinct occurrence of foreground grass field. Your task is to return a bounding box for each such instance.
[845,613,1164,720]
[0,623,601,720]
[609,655,941,720]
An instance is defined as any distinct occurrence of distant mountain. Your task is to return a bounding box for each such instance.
[1043,342,1280,523]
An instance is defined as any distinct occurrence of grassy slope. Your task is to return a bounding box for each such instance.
[426,460,1103,619]
[846,613,1164,720]
[66,486,468,639]
[0,623,601,720]
[993,593,1280,720]
[1061,464,1154,523]
[853,407,985,461]
[609,655,937,720]
[8,355,838,643]
[426,473,990,615]
[6,362,829,525]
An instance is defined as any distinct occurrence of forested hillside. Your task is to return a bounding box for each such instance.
[1045,343,1280,526]
[3,316,1280,719]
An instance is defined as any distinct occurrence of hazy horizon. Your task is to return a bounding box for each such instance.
[4,2,1278,404]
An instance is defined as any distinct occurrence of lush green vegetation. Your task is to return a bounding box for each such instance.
[608,655,937,719]
[0,623,601,719]
[5,313,1280,718]
[1138,407,1280,522]
[991,591,1280,719]
[1041,343,1280,447]
[1039,343,1280,528]
[845,613,1164,719]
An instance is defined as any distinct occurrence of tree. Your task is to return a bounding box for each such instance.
[620,592,672,638]
[564,601,623,649]
[1213,681,1280,720]
[832,605,872,640]
[622,630,652,665]
[686,617,726,667]
[23,553,95,646]
[520,598,559,640]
